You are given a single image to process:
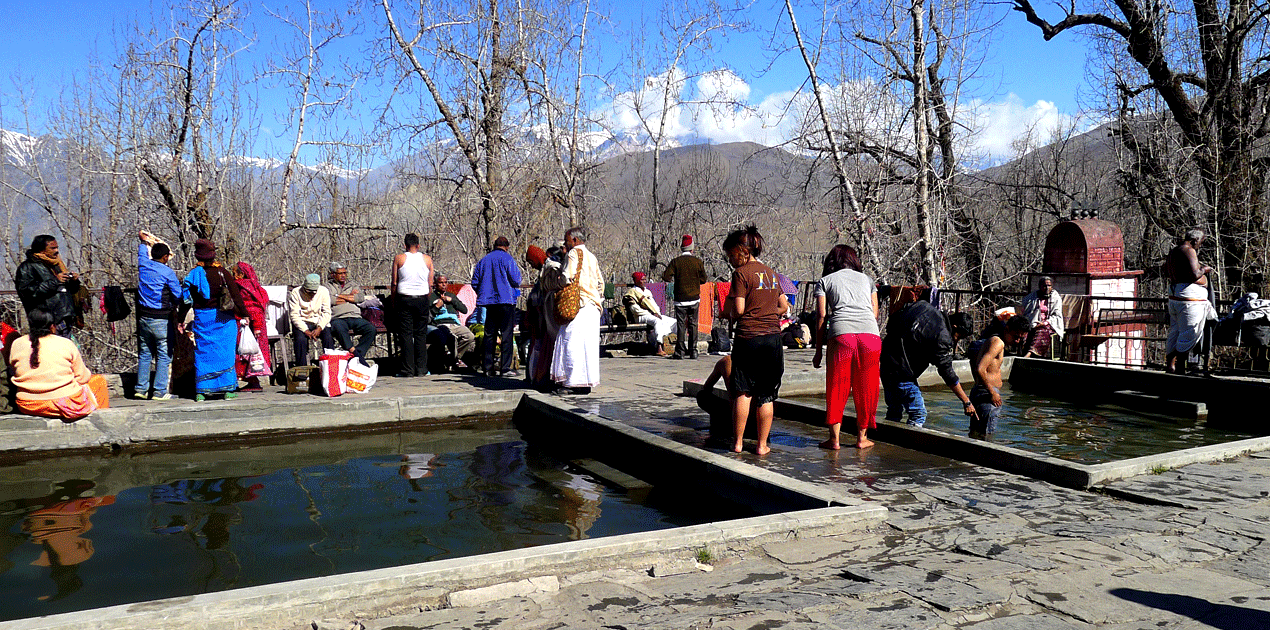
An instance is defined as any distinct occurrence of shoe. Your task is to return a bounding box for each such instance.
[688,352,699,359]
[152,393,175,401]
[195,394,206,402]
[237,386,263,393]
[394,371,414,378]
[503,370,520,378]
[224,392,238,400]
[668,354,684,360]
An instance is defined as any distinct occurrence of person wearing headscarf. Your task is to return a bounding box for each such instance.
[13,235,80,337]
[8,308,110,421]
[232,261,273,391]
[177,239,247,401]
[525,245,566,389]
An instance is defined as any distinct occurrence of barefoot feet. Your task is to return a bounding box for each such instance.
[856,438,875,449]
[819,438,841,450]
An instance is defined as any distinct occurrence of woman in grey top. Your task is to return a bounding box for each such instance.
[812,244,881,450]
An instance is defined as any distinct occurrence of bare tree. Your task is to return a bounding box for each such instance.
[1013,0,1270,297]
[116,0,254,260]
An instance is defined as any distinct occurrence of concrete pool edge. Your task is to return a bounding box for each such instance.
[0,389,527,457]
[515,394,864,511]
[12,506,885,630]
[687,364,1270,490]
[6,391,889,630]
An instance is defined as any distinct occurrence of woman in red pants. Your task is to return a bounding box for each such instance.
[812,244,881,449]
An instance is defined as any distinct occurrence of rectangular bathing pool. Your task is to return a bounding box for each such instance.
[0,417,755,621]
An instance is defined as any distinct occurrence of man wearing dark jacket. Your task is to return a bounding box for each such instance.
[662,234,708,359]
[879,300,976,427]
[14,235,78,335]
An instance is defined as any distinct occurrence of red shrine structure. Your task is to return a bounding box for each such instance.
[1026,216,1147,366]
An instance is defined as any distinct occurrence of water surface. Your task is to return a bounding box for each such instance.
[791,385,1251,463]
[0,419,751,621]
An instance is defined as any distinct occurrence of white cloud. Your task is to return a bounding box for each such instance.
[969,94,1082,163]
[594,71,1085,168]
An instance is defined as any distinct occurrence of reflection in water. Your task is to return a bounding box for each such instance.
[0,481,116,604]
[0,423,752,621]
[149,478,265,547]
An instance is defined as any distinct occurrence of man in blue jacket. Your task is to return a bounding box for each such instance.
[136,231,184,400]
[471,236,523,377]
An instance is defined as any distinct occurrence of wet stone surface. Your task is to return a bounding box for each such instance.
[300,353,1270,629]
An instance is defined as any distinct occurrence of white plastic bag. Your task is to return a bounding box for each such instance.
[317,349,352,397]
[345,358,378,394]
[237,321,260,355]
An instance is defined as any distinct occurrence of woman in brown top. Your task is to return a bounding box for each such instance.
[721,225,790,455]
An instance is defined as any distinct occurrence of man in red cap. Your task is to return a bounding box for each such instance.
[661,234,708,358]
[623,271,676,356]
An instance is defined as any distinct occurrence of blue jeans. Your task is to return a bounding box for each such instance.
[137,316,172,396]
[331,316,377,361]
[883,379,927,427]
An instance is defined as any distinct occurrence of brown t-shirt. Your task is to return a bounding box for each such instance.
[731,261,784,339]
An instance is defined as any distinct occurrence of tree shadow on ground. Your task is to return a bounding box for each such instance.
[1109,587,1270,629]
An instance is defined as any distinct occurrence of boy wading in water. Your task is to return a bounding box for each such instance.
[968,316,1031,439]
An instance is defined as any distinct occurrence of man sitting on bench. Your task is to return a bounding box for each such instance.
[623,272,676,356]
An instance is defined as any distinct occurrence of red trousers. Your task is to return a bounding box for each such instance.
[825,333,882,431]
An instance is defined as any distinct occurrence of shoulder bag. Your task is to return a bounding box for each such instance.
[555,252,585,323]
[215,268,237,312]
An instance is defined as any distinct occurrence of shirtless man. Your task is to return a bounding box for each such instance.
[968,315,1031,439]
[1163,229,1216,374]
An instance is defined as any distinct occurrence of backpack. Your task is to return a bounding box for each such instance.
[709,327,732,354]
[104,285,132,322]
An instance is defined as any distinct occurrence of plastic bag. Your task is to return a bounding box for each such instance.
[237,321,261,355]
[317,349,352,397]
[345,358,378,394]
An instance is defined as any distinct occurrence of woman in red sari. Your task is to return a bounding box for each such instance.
[232,262,273,391]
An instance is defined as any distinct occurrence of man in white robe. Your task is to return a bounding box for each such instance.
[551,227,604,394]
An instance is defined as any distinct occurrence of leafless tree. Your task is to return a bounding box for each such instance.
[1013,0,1270,297]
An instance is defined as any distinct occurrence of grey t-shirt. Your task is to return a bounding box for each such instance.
[814,269,880,338]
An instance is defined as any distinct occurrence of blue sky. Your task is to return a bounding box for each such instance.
[0,0,1098,163]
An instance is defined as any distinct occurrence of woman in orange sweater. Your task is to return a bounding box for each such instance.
[8,308,109,421]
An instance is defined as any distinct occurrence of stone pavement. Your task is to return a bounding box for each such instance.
[322,351,1270,630]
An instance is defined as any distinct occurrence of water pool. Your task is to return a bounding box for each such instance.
[790,384,1252,464]
[0,418,752,621]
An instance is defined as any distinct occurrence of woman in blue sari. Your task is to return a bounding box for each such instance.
[179,239,247,401]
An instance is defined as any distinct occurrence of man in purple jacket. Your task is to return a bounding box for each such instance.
[471,236,523,377]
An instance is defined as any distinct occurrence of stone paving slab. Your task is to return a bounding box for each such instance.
[6,351,1270,629]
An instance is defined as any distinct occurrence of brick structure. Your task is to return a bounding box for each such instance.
[1028,218,1147,366]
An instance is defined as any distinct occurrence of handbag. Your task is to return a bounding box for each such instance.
[215,268,236,312]
[555,253,585,323]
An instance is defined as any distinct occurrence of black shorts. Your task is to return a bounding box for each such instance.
[730,332,784,405]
